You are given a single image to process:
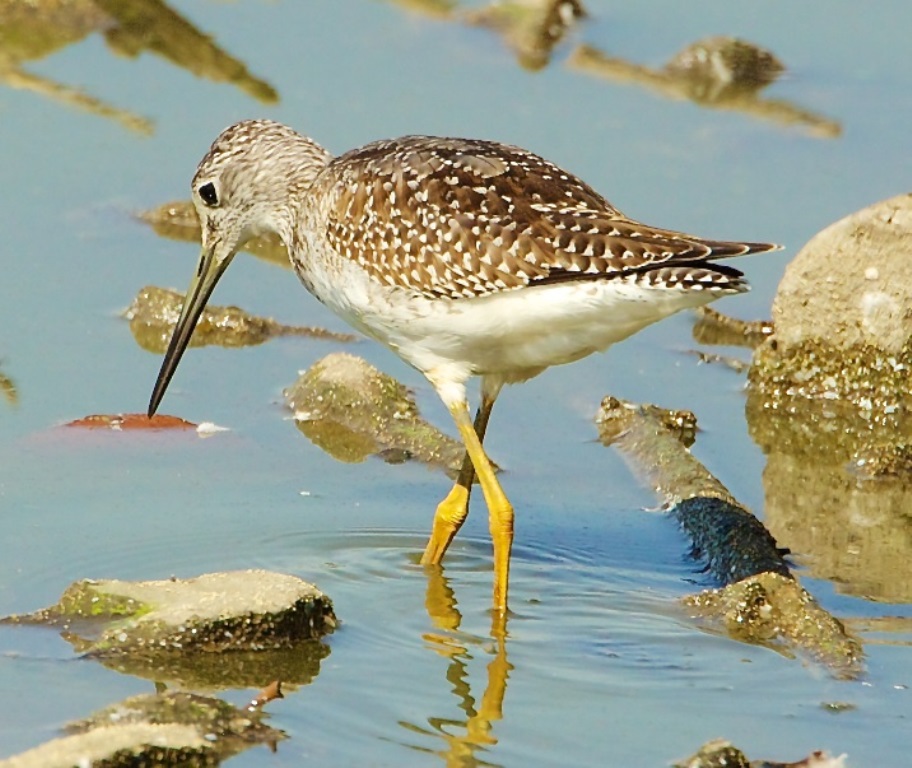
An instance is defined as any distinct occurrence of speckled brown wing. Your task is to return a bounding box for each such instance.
[320,136,775,300]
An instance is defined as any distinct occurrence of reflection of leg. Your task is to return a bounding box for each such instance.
[417,546,513,764]
[421,376,502,565]
[421,597,512,760]
[424,562,461,633]
[468,631,512,747]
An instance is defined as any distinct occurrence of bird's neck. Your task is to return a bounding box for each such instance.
[270,137,334,248]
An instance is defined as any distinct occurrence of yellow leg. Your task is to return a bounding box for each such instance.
[420,479,470,566]
[421,381,498,565]
[448,399,514,614]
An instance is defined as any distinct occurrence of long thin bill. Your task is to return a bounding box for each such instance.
[147,246,228,416]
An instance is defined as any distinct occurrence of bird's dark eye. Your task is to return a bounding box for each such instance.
[198,182,219,207]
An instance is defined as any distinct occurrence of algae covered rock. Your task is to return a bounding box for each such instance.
[0,691,283,768]
[3,570,335,688]
[751,193,912,413]
[683,572,862,679]
[125,285,355,353]
[285,352,469,474]
[747,194,912,603]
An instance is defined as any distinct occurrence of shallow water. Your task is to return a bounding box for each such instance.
[1,1,911,765]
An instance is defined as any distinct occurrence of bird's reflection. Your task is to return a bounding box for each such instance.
[399,565,512,767]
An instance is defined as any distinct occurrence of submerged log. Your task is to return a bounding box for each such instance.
[596,396,863,678]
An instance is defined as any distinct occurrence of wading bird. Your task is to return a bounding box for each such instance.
[148,120,777,617]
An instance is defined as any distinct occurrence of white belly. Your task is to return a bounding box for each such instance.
[294,243,726,387]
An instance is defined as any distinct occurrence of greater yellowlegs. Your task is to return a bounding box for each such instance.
[148,120,778,615]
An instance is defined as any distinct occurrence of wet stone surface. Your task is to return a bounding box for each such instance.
[285,352,470,474]
[2,571,335,690]
[683,572,863,679]
[0,691,283,768]
[125,285,357,353]
[3,570,335,662]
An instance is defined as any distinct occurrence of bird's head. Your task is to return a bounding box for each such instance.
[147,120,331,416]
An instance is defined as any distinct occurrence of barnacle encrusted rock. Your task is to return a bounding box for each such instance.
[747,194,912,603]
[750,193,912,414]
